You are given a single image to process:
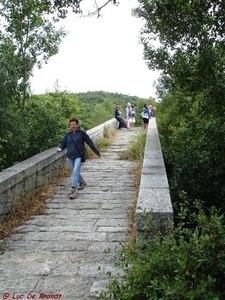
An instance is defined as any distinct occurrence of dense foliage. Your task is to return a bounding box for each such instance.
[99,201,225,299]
[97,2,225,299]
[134,0,225,213]
[0,91,78,169]
[0,90,152,171]
[0,0,67,111]
[0,0,67,169]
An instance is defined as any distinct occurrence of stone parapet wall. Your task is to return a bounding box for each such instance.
[136,118,174,240]
[0,119,118,222]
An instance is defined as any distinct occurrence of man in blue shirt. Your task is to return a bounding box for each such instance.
[57,117,101,199]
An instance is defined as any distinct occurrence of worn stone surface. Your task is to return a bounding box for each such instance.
[0,127,139,300]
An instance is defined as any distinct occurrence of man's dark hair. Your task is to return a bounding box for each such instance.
[69,117,79,124]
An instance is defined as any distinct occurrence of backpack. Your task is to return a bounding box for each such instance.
[128,109,132,118]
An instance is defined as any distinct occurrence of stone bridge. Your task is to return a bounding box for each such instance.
[0,118,173,299]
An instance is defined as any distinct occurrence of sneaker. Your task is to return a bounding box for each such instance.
[77,180,87,190]
[68,187,76,199]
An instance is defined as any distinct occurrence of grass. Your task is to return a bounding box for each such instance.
[119,130,147,161]
[128,161,144,241]
[0,168,70,240]
[118,131,147,240]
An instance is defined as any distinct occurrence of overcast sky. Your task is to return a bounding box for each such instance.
[30,0,160,99]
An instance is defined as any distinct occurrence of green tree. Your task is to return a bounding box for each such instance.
[88,98,115,129]
[21,92,79,158]
[0,91,79,170]
[134,0,225,95]
[0,0,67,169]
[0,35,22,167]
[0,0,67,111]
[134,0,225,211]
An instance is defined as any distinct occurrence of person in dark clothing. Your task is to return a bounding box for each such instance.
[57,117,101,199]
[115,105,126,129]
[141,103,151,130]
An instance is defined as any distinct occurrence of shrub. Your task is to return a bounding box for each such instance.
[98,200,225,300]
[119,131,147,161]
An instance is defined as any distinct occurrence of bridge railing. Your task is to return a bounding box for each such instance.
[0,119,118,222]
[136,118,173,241]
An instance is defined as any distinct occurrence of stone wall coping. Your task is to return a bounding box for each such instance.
[136,117,173,240]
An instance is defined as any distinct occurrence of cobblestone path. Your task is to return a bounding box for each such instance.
[0,127,140,300]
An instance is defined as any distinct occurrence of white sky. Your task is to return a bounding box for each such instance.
[30,0,160,99]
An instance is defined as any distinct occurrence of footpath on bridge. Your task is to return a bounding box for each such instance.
[0,127,140,300]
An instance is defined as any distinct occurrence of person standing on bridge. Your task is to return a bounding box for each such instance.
[125,102,132,129]
[57,117,101,199]
[141,103,151,130]
[128,105,136,130]
[115,105,126,129]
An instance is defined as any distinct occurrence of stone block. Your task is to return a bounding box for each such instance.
[136,118,174,242]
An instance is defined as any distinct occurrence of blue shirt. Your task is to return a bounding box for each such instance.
[58,128,100,159]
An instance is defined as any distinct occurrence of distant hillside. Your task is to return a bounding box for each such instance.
[75,90,156,130]
[76,90,149,108]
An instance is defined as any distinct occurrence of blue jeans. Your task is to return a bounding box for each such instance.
[68,157,83,188]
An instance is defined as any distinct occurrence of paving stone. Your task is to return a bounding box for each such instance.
[0,127,140,299]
